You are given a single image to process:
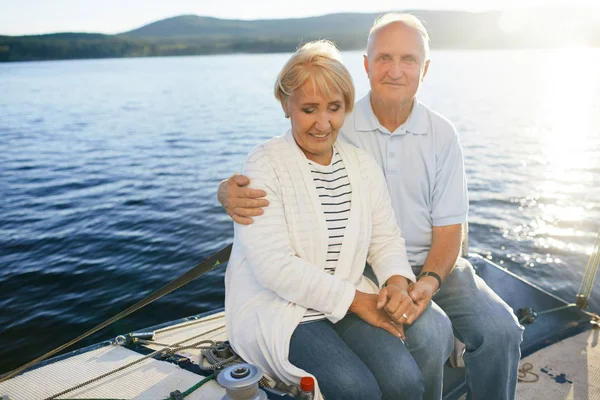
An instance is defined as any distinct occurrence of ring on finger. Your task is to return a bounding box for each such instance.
[402,313,409,320]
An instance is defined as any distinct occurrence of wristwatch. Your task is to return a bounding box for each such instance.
[417,271,442,295]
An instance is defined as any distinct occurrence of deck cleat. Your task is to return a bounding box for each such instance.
[517,307,538,324]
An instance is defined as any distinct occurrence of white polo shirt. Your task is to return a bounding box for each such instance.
[339,93,469,266]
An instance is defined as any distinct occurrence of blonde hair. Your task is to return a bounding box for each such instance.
[367,13,430,60]
[274,40,355,114]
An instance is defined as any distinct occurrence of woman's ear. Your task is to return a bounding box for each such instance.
[281,99,290,118]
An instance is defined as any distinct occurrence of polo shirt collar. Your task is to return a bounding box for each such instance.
[354,92,428,135]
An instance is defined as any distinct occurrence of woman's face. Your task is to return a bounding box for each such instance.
[286,78,346,165]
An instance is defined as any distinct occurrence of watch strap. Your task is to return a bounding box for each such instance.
[417,271,442,294]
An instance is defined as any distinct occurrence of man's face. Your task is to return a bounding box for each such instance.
[364,22,430,107]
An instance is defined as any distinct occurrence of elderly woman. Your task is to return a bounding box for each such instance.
[225,40,423,400]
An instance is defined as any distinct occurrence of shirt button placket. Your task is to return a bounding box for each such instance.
[387,138,399,173]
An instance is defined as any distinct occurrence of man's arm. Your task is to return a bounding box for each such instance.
[406,223,462,324]
[406,118,468,323]
[422,224,462,281]
[217,173,269,225]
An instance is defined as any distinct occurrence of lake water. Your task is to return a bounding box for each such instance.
[1,48,599,374]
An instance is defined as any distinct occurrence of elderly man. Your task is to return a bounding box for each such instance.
[218,13,524,400]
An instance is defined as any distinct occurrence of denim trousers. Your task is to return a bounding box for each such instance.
[290,258,524,400]
[371,257,524,399]
[289,313,427,400]
[421,258,524,400]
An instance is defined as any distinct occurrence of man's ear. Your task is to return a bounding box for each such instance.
[422,59,430,81]
[363,54,370,76]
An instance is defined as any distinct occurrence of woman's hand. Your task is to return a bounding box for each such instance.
[349,290,405,340]
[377,283,419,325]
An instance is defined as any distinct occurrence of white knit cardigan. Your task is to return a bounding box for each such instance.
[225,130,415,399]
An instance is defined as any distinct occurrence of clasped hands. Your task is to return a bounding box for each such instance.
[350,277,438,341]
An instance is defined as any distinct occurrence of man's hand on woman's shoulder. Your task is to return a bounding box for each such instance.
[218,173,269,225]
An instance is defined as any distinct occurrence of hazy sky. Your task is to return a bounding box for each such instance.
[1,0,598,36]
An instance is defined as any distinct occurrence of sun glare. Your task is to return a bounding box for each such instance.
[529,48,599,249]
[537,50,596,176]
[498,5,597,49]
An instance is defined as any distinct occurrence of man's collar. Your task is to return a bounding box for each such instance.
[403,99,428,135]
[354,92,428,135]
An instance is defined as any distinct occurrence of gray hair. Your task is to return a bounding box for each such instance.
[366,13,430,61]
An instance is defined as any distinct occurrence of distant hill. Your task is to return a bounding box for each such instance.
[1,9,598,62]
[119,11,493,48]
[121,13,409,39]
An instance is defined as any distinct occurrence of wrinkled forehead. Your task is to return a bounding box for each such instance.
[367,22,427,58]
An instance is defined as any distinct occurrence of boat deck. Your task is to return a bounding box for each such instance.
[0,312,229,399]
[1,310,598,399]
[515,327,600,400]
[0,341,223,399]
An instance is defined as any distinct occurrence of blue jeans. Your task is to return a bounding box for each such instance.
[404,301,454,400]
[289,313,426,400]
[360,267,457,400]
[420,258,525,400]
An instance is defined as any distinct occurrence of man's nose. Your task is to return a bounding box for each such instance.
[387,61,404,79]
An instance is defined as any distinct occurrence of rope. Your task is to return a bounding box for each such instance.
[141,324,243,371]
[44,346,167,400]
[518,362,539,383]
[155,313,225,334]
[199,350,238,371]
[198,344,241,371]
[171,325,226,347]
[519,304,577,324]
[0,244,232,384]
[174,374,215,399]
[537,304,576,315]
[59,376,216,400]
[43,327,228,399]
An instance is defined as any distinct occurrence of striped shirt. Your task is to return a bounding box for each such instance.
[302,149,352,323]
